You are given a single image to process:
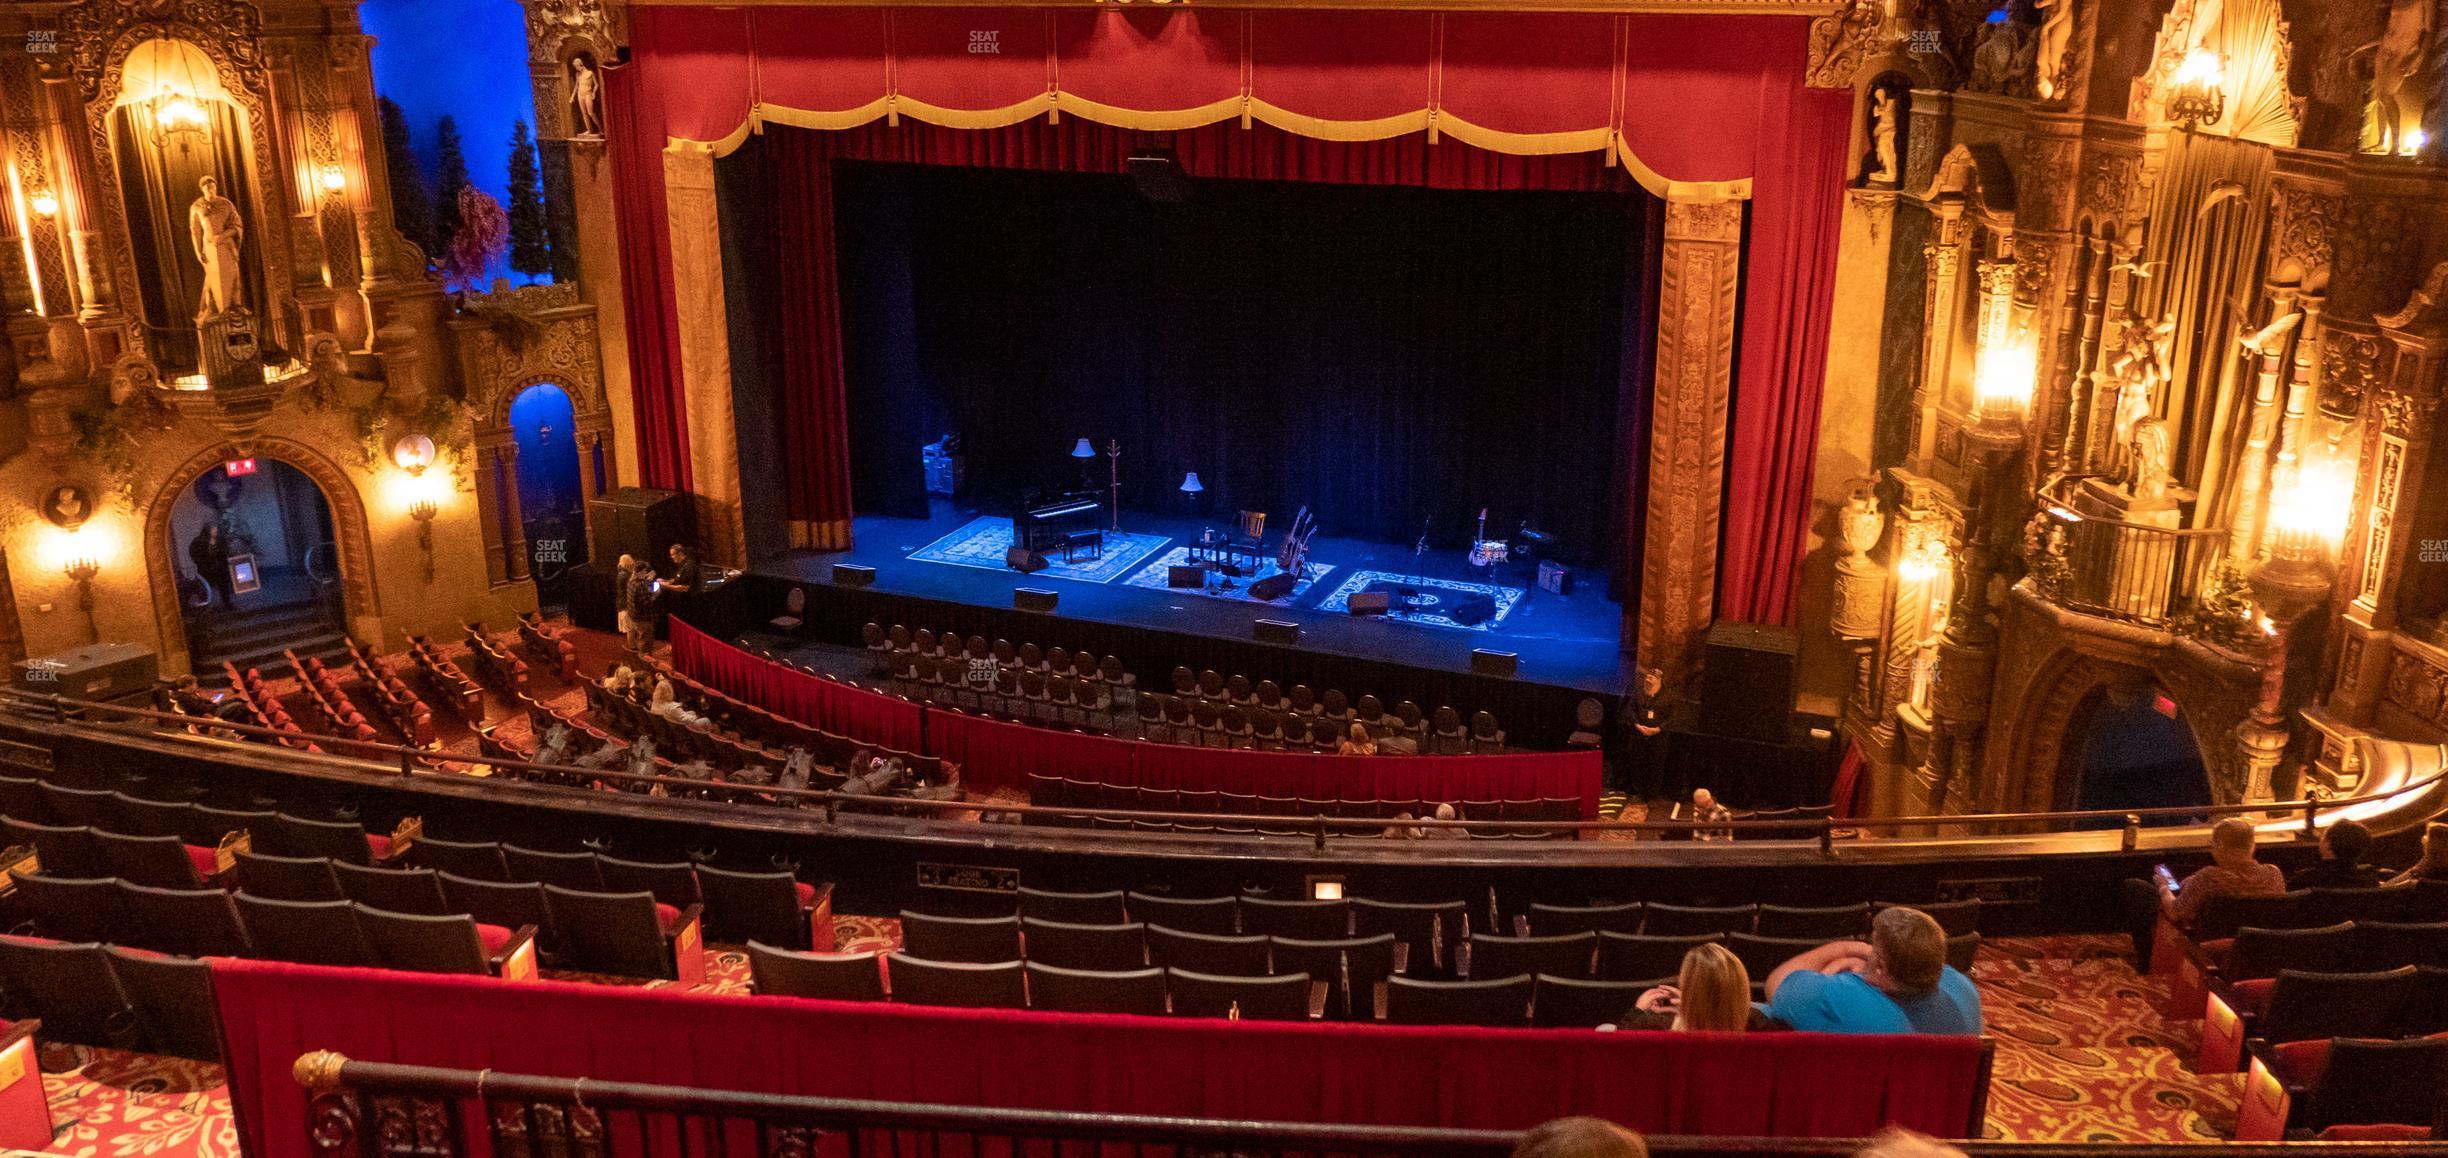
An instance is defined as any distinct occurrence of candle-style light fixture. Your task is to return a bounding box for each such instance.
[2166,49,2226,132]
[318,163,347,195]
[1972,339,2037,434]
[27,190,57,219]
[64,555,100,643]
[154,93,211,153]
[2239,450,2354,802]
[409,498,440,583]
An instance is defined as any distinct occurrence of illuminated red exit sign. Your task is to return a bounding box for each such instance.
[223,457,258,477]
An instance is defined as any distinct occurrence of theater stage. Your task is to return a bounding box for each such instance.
[732,501,1634,748]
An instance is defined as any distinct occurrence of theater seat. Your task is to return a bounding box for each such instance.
[1164,968,1313,1021]
[697,865,825,950]
[748,942,886,1001]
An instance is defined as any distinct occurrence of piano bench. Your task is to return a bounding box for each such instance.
[1059,530,1105,562]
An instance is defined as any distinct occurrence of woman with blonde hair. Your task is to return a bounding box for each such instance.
[1620,942,1766,1032]
[1337,721,1378,756]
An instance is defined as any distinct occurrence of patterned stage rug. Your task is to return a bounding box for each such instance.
[907,517,1171,585]
[1118,548,1334,606]
[1312,570,1524,632]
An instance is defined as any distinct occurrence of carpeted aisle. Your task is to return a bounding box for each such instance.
[28,933,2242,1151]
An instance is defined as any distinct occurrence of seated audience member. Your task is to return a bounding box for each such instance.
[1337,722,1379,756]
[1384,811,1424,840]
[2158,817,2284,926]
[2291,819,2382,890]
[2388,821,2448,886]
[1689,788,1733,842]
[1424,802,1467,839]
[1610,942,1776,1032]
[1511,1118,1647,1158]
[1764,906,1981,1035]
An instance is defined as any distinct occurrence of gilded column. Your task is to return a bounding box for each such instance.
[499,443,532,583]
[1637,196,1743,687]
[663,143,746,568]
[475,443,510,586]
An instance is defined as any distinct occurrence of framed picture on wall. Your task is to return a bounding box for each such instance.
[229,554,261,595]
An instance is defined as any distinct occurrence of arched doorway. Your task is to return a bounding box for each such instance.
[146,439,379,679]
[2059,680,2212,826]
[166,459,344,675]
[509,382,591,603]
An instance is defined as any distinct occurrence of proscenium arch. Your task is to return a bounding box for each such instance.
[145,439,380,675]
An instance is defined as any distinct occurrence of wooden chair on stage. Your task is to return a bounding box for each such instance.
[1229,511,1268,571]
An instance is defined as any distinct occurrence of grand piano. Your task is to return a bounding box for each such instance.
[1012,489,1106,554]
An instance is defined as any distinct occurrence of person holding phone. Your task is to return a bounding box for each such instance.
[1608,942,1770,1032]
[2157,817,2284,926]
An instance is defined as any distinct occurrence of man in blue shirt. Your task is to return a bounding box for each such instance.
[1763,906,1982,1035]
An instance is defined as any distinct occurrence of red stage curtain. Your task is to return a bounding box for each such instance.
[614,5,1847,610]
[213,960,1991,1158]
[605,60,693,491]
[1718,56,1854,627]
[771,146,855,550]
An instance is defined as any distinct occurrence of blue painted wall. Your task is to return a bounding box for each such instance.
[362,0,540,283]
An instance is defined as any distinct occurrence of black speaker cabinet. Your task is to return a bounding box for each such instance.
[1469,649,1519,679]
[20,643,157,702]
[1448,596,1499,626]
[1015,588,1059,613]
[1697,621,1798,743]
[588,487,693,569]
[1247,573,1296,601]
[832,563,877,587]
[1167,565,1206,588]
[1254,619,1301,646]
[1005,546,1049,573]
[565,562,619,632]
[1346,592,1392,616]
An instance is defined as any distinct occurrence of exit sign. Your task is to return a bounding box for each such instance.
[223,458,257,477]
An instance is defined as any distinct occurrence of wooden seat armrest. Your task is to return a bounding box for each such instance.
[1307,980,1329,1020]
[1391,943,1410,977]
[490,924,542,982]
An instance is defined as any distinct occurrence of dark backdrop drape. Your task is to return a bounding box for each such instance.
[825,160,1639,563]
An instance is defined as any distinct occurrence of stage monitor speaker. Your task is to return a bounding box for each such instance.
[1247,573,1296,601]
[1005,546,1049,573]
[1015,588,1059,613]
[1167,565,1207,588]
[1127,149,1190,204]
[1254,619,1301,646]
[1470,649,1519,679]
[588,487,693,569]
[1449,595,1499,626]
[1697,621,1798,743]
[832,563,877,587]
[1347,592,1392,616]
[564,562,619,632]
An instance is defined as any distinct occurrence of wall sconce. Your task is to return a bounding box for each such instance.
[63,556,99,643]
[391,433,436,476]
[2167,49,2226,132]
[409,498,439,583]
[1972,340,2037,435]
[27,190,57,219]
[2401,128,2429,159]
[1897,540,1947,584]
[318,164,346,195]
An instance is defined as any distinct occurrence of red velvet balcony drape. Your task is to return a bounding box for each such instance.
[214,961,1993,1158]
[609,4,1847,620]
[668,619,1604,814]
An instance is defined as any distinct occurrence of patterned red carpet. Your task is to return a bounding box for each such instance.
[27,930,2239,1154]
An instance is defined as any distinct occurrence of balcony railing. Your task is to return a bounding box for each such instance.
[2030,474,2227,628]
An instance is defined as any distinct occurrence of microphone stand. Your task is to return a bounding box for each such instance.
[1399,515,1431,615]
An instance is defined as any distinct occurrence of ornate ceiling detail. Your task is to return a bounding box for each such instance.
[61,0,266,103]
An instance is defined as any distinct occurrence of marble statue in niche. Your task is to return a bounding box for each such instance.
[2032,0,2074,100]
[1866,84,1904,186]
[188,175,243,322]
[2354,0,2436,155]
[570,54,603,138]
